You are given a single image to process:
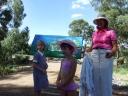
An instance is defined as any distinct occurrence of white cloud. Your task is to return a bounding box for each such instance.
[76,0,90,4]
[71,0,90,9]
[72,1,85,9]
[71,14,83,18]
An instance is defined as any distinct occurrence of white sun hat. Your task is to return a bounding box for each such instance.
[93,14,110,25]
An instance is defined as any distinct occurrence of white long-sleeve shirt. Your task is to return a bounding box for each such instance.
[79,52,95,96]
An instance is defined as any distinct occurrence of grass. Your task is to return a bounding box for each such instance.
[121,79,128,82]
[113,65,128,83]
[0,65,17,76]
[0,64,30,76]
[113,65,128,75]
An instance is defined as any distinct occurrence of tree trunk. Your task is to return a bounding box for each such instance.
[115,50,119,66]
[115,42,120,66]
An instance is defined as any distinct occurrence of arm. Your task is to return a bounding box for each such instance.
[61,58,77,86]
[45,62,48,69]
[33,62,46,73]
[85,43,93,52]
[86,32,94,52]
[105,40,117,58]
[106,30,118,58]
[32,53,46,73]
[44,55,48,69]
[56,60,62,89]
[56,64,61,82]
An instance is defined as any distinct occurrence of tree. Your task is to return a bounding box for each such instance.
[2,0,29,55]
[68,19,94,47]
[0,0,29,68]
[1,27,29,59]
[12,0,26,28]
[20,26,30,54]
[0,0,12,69]
[0,0,12,40]
[91,0,128,65]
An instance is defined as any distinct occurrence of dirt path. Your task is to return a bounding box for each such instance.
[0,67,33,96]
[0,60,81,96]
[0,60,128,96]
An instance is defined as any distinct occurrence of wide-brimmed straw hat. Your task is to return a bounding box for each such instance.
[93,14,110,25]
[57,39,78,54]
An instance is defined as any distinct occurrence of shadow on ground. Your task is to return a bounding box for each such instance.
[112,85,128,96]
[0,63,128,96]
[0,86,33,96]
[0,67,33,80]
[0,84,128,96]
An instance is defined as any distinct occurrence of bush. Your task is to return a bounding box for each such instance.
[0,65,16,76]
[14,55,29,64]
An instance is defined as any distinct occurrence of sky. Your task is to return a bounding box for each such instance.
[21,0,98,44]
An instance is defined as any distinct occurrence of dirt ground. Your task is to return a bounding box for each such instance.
[0,60,128,96]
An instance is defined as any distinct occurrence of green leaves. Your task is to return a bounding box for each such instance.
[12,0,26,28]
[68,19,87,37]
[68,19,94,46]
[0,0,30,74]
[0,0,12,40]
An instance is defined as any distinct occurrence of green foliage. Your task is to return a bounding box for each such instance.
[114,65,128,75]
[12,0,26,28]
[0,65,17,76]
[18,27,30,54]
[2,28,21,53]
[2,28,29,51]
[118,46,128,65]
[0,0,12,40]
[68,19,94,46]
[14,55,29,64]
[121,79,128,83]
[68,19,88,36]
[0,0,30,76]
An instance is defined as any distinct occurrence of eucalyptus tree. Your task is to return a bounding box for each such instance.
[0,0,29,72]
[68,19,94,47]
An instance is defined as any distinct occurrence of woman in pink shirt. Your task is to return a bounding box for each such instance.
[86,14,117,96]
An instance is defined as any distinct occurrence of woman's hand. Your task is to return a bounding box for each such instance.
[85,47,92,52]
[105,52,115,58]
[106,40,117,58]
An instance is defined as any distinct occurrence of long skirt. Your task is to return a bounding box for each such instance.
[91,49,113,96]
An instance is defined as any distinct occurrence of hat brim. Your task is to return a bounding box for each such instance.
[57,40,78,54]
[93,17,110,25]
